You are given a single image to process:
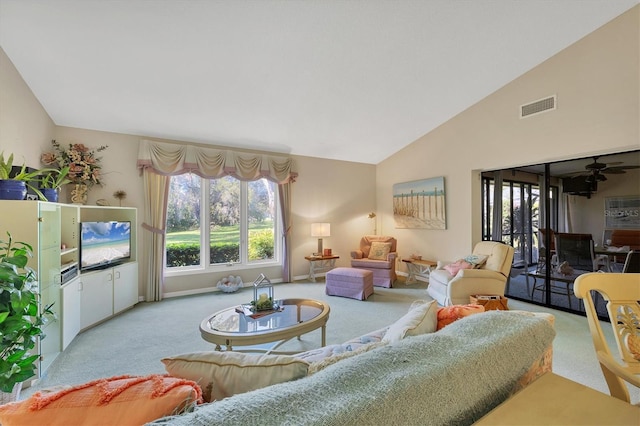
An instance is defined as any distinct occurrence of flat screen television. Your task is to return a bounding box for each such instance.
[80,221,131,271]
[561,176,596,197]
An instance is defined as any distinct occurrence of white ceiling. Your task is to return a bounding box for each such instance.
[1,0,638,164]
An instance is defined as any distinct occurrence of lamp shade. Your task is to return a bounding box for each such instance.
[311,223,331,237]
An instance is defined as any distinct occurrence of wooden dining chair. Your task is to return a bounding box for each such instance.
[574,273,640,403]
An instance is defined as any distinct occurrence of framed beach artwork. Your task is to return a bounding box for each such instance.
[393,177,446,229]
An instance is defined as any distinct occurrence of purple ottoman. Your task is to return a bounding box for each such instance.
[325,267,374,301]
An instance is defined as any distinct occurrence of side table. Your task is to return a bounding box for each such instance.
[401,258,437,284]
[304,255,339,282]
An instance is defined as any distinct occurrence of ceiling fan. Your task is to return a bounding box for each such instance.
[574,157,640,183]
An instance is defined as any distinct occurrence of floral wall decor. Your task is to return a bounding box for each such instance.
[41,140,108,189]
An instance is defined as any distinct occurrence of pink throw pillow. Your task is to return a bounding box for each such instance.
[436,304,485,330]
[443,259,473,275]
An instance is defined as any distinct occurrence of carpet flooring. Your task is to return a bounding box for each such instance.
[23,277,639,404]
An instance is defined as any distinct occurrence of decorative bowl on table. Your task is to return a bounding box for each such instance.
[216,275,243,293]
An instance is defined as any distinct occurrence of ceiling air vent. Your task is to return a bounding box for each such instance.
[520,95,556,118]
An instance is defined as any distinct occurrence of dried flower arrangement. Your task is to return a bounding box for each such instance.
[113,190,127,206]
[41,140,108,188]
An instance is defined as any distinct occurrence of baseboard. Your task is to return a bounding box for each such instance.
[163,278,285,299]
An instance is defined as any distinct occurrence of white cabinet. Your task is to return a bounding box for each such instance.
[113,262,138,314]
[80,262,138,330]
[79,268,113,329]
[0,201,139,365]
[0,201,62,376]
[62,277,81,350]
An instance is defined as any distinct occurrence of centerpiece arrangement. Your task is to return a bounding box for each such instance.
[41,140,108,204]
[235,274,281,319]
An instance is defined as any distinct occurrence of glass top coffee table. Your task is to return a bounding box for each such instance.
[199,298,330,353]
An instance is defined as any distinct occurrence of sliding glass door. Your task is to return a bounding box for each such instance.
[481,173,559,306]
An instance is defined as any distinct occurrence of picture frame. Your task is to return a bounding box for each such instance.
[393,177,446,229]
[604,195,640,229]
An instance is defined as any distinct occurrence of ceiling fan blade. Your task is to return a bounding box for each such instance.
[602,165,640,174]
[563,170,589,176]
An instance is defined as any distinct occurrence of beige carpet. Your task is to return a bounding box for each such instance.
[23,278,638,404]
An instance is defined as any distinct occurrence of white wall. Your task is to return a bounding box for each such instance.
[378,5,639,270]
[0,47,55,164]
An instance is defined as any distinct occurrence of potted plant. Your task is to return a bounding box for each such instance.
[0,232,53,402]
[37,166,72,202]
[0,152,54,201]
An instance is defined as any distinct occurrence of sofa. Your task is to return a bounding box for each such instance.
[154,304,555,425]
[0,303,554,426]
[428,241,514,306]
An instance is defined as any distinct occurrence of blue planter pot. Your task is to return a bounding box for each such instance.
[41,188,59,202]
[0,180,27,200]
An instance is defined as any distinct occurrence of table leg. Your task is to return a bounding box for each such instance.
[406,263,417,284]
[321,324,326,347]
[309,260,317,282]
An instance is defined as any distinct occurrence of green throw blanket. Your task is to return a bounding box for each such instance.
[151,311,555,426]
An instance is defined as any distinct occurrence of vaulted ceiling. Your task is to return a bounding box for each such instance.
[0,0,637,164]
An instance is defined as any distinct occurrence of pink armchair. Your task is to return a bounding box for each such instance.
[350,236,398,288]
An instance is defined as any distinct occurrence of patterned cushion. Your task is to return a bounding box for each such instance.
[444,259,474,275]
[368,242,392,260]
[463,254,488,268]
[0,375,201,426]
[436,304,486,330]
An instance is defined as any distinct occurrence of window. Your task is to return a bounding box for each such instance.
[165,174,278,271]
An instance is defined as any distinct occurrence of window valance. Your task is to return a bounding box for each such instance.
[136,139,297,184]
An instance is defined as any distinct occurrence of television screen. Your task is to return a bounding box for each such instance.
[80,221,131,271]
[561,176,596,196]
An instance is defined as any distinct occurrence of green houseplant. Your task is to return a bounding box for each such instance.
[37,166,72,202]
[0,152,55,201]
[0,232,53,396]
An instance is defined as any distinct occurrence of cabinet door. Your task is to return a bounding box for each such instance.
[37,202,62,374]
[39,284,61,373]
[62,278,82,349]
[113,262,138,314]
[80,270,114,329]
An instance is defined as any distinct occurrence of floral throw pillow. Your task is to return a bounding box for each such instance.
[368,242,392,260]
[463,254,488,268]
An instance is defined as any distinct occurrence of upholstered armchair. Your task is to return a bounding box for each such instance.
[350,236,397,288]
[427,241,514,306]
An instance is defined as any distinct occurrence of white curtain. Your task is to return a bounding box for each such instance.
[141,170,170,301]
[136,140,298,301]
[538,175,547,230]
[278,183,293,282]
[491,171,503,241]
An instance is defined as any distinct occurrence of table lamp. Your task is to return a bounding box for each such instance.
[311,222,330,255]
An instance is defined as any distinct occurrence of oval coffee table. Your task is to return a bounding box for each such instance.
[200,298,330,353]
